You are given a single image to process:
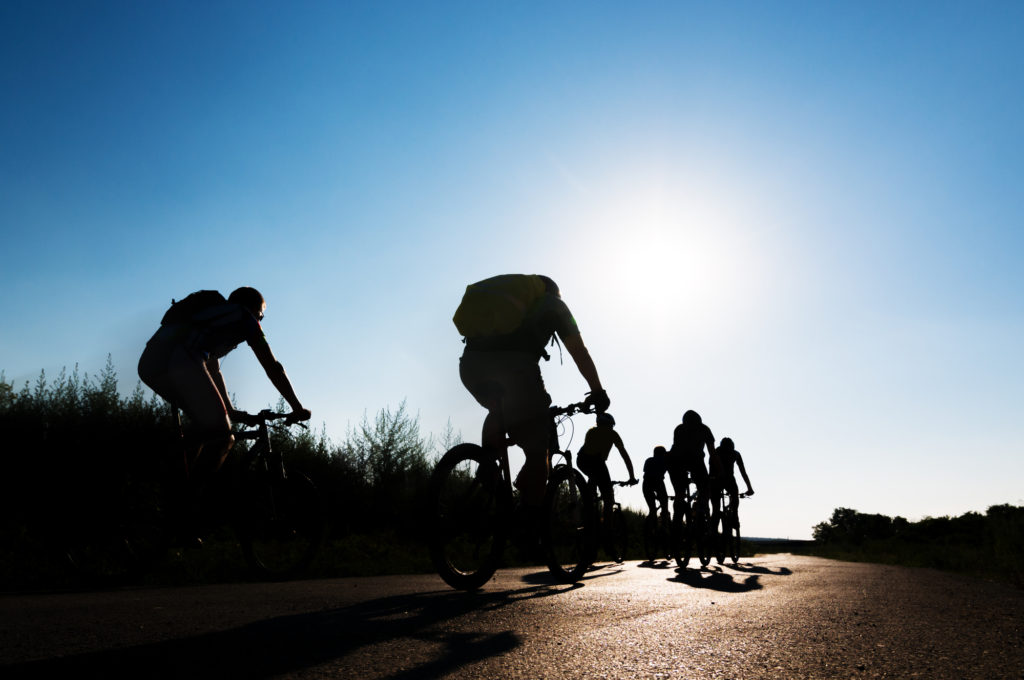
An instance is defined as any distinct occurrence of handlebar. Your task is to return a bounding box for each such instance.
[549,400,595,418]
[235,409,309,429]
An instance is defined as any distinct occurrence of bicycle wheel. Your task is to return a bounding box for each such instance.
[64,474,167,586]
[542,465,593,583]
[428,444,508,590]
[696,508,713,568]
[728,513,742,564]
[237,470,326,581]
[714,513,727,565]
[608,507,627,564]
[672,502,693,569]
[642,515,658,562]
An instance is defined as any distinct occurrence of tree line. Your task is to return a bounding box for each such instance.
[0,358,460,587]
[812,505,1024,587]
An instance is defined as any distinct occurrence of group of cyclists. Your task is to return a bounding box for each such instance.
[641,411,754,543]
[137,274,752,555]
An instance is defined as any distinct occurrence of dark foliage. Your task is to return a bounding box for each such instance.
[811,505,1024,587]
[0,362,453,589]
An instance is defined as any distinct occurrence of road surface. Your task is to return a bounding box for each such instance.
[2,554,1022,678]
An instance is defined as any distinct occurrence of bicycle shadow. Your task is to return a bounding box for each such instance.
[518,561,624,585]
[637,559,675,570]
[725,562,793,576]
[668,565,762,592]
[0,582,574,680]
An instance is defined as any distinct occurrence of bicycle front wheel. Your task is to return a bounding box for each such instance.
[672,502,693,569]
[728,514,742,564]
[608,507,627,564]
[428,444,509,590]
[237,470,326,581]
[542,465,594,583]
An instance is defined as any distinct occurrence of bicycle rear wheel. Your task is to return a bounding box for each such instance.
[672,501,693,569]
[696,509,713,568]
[64,473,167,586]
[642,515,658,562]
[607,507,627,564]
[237,470,326,581]
[542,465,593,583]
[428,444,508,590]
[728,513,742,564]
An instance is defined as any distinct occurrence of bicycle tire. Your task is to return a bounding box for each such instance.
[672,501,693,569]
[714,513,727,565]
[642,516,658,562]
[427,444,509,590]
[542,465,593,583]
[237,470,326,581]
[609,507,627,564]
[728,514,742,564]
[64,474,167,586]
[696,508,713,568]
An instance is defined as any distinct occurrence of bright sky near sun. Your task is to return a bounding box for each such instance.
[3,2,1023,540]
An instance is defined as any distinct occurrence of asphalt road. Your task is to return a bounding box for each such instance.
[2,554,1022,679]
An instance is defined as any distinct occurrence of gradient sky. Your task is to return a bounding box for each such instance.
[3,1,1022,539]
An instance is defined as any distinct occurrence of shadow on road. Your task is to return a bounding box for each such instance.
[726,562,793,576]
[669,565,763,592]
[1,581,578,680]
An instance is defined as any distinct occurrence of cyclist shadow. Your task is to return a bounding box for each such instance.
[725,563,793,576]
[669,565,762,592]
[1,583,572,680]
[637,559,675,570]
[519,561,624,585]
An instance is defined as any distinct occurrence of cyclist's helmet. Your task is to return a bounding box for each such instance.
[720,437,735,451]
[682,410,702,426]
[596,412,615,427]
[229,286,265,319]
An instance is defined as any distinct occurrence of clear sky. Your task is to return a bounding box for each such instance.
[3,1,1022,540]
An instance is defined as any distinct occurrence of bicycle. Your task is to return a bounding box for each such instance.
[428,398,597,590]
[232,409,327,580]
[65,408,326,584]
[671,475,713,569]
[642,493,673,564]
[714,489,751,565]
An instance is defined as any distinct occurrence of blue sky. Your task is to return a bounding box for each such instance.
[3,1,1023,539]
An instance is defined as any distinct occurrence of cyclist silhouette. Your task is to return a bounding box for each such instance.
[138,287,310,534]
[643,445,670,525]
[709,436,754,527]
[668,409,715,519]
[576,412,638,532]
[455,274,609,525]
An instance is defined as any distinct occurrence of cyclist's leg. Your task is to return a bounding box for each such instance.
[157,348,236,524]
[642,483,658,524]
[656,483,670,523]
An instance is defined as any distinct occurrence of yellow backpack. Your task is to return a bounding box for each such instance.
[453,274,547,339]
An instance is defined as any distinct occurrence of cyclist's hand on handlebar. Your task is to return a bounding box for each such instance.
[286,408,312,425]
[586,389,610,413]
[628,477,639,486]
[231,409,258,426]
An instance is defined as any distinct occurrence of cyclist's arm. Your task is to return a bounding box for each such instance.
[205,356,237,414]
[561,332,603,395]
[613,431,637,483]
[249,336,310,418]
[736,453,754,494]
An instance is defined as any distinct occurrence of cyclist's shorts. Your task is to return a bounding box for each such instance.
[139,329,230,434]
[459,349,551,436]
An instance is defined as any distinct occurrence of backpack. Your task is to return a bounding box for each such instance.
[452,274,546,339]
[160,290,227,326]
